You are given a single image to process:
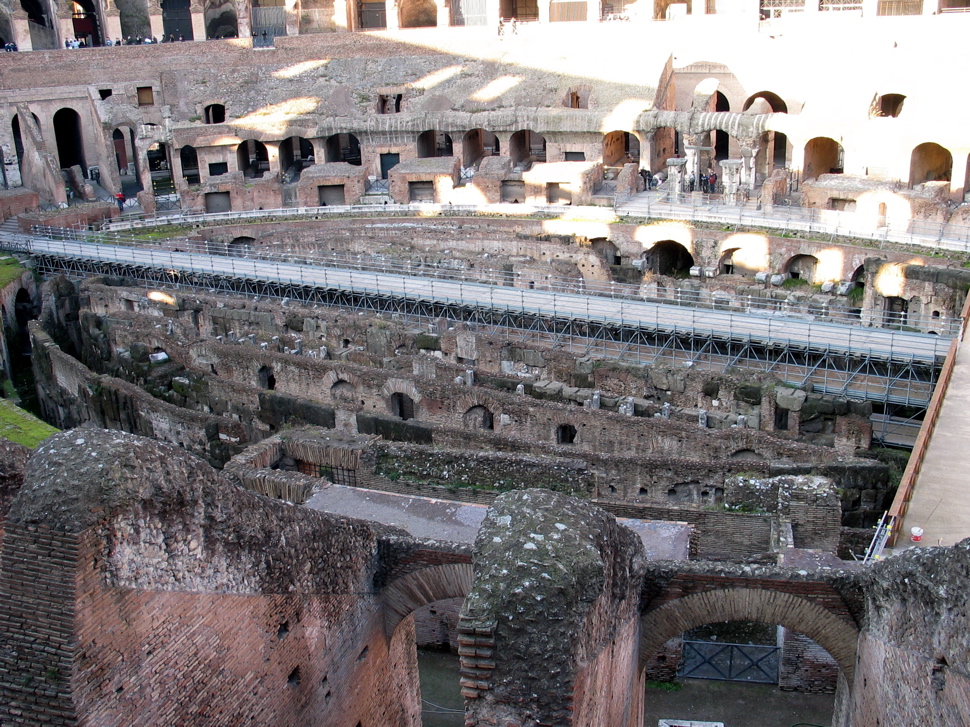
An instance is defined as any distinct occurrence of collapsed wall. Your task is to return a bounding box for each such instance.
[0,429,421,726]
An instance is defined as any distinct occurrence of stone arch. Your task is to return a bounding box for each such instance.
[456,392,500,429]
[871,93,905,119]
[204,104,226,124]
[718,247,739,275]
[730,448,764,460]
[180,145,199,184]
[146,141,174,195]
[742,91,787,114]
[602,130,639,167]
[257,364,276,390]
[53,107,86,174]
[382,563,474,637]
[785,254,819,283]
[591,237,620,266]
[639,588,858,684]
[237,139,269,178]
[227,236,255,256]
[909,142,952,187]
[400,0,437,26]
[322,369,361,402]
[642,240,694,277]
[382,378,422,420]
[462,128,499,167]
[803,137,843,181]
[279,136,314,182]
[416,130,453,158]
[463,405,494,430]
[509,129,546,168]
[324,133,361,165]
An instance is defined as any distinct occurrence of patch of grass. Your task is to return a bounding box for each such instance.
[847,284,865,304]
[644,680,682,692]
[781,277,809,289]
[0,397,59,448]
[0,257,24,289]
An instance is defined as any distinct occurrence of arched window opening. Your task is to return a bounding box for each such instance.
[509,129,546,169]
[53,108,86,174]
[603,131,640,167]
[591,238,620,266]
[205,0,237,38]
[463,405,494,430]
[462,128,499,168]
[146,142,174,195]
[204,104,226,124]
[742,91,788,114]
[400,0,437,26]
[556,423,576,445]
[227,236,254,256]
[10,116,24,186]
[237,139,269,179]
[803,137,843,182]
[643,241,694,277]
[871,93,905,118]
[416,130,453,159]
[180,146,200,184]
[390,392,415,420]
[160,0,192,39]
[712,92,731,162]
[909,142,952,188]
[324,133,361,166]
[331,380,356,401]
[280,136,314,183]
[785,254,819,284]
[258,365,276,390]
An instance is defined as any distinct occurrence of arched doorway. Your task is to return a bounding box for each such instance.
[146,142,174,195]
[742,91,787,114]
[205,0,237,37]
[416,130,453,158]
[258,365,276,390]
[803,137,843,181]
[909,142,952,187]
[390,392,416,420]
[785,254,819,283]
[11,116,23,186]
[644,241,694,277]
[324,133,361,165]
[227,236,255,256]
[71,0,103,46]
[237,140,269,178]
[279,136,314,182]
[204,104,225,124]
[591,238,620,266]
[603,130,640,167]
[509,129,545,168]
[462,405,494,430]
[53,108,86,175]
[399,0,437,25]
[713,91,730,162]
[180,146,200,184]
[462,128,499,167]
[112,127,142,194]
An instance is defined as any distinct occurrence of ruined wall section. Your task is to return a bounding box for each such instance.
[0,429,421,726]
[0,438,29,545]
[460,490,647,727]
[848,541,970,727]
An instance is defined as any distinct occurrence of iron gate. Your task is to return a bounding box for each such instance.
[678,640,780,683]
[252,6,286,44]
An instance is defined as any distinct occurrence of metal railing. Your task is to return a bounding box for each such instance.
[29,224,962,336]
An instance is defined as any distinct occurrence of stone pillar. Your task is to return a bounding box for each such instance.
[11,12,33,51]
[266,141,281,177]
[235,0,252,38]
[666,157,688,201]
[436,0,450,26]
[739,144,758,191]
[286,0,301,34]
[103,9,123,42]
[460,490,647,727]
[147,0,165,40]
[190,0,206,40]
[719,159,743,205]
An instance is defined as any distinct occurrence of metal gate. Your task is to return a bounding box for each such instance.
[161,0,194,40]
[678,641,780,684]
[252,6,286,44]
[451,0,488,25]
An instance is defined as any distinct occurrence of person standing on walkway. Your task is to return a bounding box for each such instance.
[115,192,125,213]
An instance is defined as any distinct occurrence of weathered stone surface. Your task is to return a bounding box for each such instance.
[776,386,807,412]
[460,489,646,726]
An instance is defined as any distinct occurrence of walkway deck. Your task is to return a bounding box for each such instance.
[897,335,970,548]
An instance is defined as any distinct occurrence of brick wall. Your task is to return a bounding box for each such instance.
[779,628,839,693]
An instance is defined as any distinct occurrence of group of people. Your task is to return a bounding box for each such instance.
[2,42,18,52]
[497,18,518,35]
[65,35,188,48]
[687,169,719,193]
